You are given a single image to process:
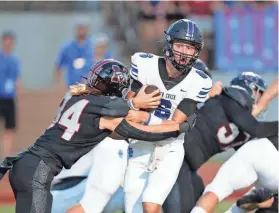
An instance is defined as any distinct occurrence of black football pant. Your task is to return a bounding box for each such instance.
[163,161,205,213]
[9,153,56,213]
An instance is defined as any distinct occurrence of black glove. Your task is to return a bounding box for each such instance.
[179,113,197,133]
[237,188,275,209]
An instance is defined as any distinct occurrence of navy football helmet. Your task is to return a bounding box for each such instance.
[230,72,267,103]
[86,59,130,97]
[163,19,204,74]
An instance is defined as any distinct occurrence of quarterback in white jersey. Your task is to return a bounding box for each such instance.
[124,19,212,213]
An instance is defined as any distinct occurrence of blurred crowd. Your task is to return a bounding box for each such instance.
[55,21,113,89]
[134,1,276,69]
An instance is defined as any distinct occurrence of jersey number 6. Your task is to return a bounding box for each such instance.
[48,93,89,141]
[154,99,172,120]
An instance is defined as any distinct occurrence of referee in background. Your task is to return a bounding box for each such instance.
[0,31,21,158]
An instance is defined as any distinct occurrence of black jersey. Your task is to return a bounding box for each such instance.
[30,92,129,171]
[184,88,278,171]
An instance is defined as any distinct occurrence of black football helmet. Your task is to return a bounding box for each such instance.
[164,19,204,74]
[230,72,267,103]
[86,59,130,97]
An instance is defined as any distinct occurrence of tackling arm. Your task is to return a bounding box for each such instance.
[99,113,196,142]
[222,95,278,139]
[252,77,279,117]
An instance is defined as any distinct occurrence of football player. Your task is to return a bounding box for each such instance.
[124,19,212,213]
[50,58,209,213]
[164,72,278,213]
[0,59,194,213]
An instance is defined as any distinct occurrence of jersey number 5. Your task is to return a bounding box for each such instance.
[48,93,89,141]
[217,123,240,145]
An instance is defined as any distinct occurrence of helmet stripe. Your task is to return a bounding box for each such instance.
[187,21,194,38]
[89,59,115,80]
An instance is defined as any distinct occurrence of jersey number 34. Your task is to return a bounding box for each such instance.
[48,93,89,141]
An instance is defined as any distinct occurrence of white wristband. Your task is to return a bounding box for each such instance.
[128,98,139,110]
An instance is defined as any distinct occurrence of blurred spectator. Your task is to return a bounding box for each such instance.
[92,33,113,63]
[55,19,92,88]
[0,31,21,157]
[138,1,168,53]
[165,1,186,26]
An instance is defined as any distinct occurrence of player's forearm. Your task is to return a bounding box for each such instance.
[99,117,179,133]
[126,120,179,132]
[244,120,278,138]
[253,77,278,116]
[114,119,180,142]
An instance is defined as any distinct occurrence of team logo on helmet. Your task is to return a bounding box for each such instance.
[111,65,129,86]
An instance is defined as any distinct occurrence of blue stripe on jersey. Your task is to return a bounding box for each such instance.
[198,90,209,96]
[202,86,212,90]
[196,95,207,99]
[131,67,138,74]
[196,70,209,79]
[132,63,137,67]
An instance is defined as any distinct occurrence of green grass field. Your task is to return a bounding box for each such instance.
[0,200,234,213]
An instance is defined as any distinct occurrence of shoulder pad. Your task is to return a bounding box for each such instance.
[130,52,158,81]
[186,71,212,103]
[131,52,154,63]
[223,87,253,109]
[195,69,210,79]
[203,69,212,78]
[138,53,154,58]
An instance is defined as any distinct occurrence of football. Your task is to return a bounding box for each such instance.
[144,85,160,97]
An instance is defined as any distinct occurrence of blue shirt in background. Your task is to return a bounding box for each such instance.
[56,39,93,86]
[0,51,21,99]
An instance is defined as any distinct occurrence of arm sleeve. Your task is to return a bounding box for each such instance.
[177,98,198,116]
[129,53,140,81]
[114,119,178,141]
[221,96,278,138]
[130,79,143,92]
[87,96,130,117]
[14,58,21,80]
[129,52,147,85]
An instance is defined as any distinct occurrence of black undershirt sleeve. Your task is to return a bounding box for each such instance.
[177,98,198,117]
[130,79,143,92]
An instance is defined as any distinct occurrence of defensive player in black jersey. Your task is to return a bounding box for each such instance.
[0,59,195,213]
[163,72,278,213]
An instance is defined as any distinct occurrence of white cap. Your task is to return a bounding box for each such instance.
[94,33,109,45]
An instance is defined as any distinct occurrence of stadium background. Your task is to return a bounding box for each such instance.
[0,1,277,212]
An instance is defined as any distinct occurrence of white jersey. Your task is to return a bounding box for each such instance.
[130,52,212,144]
[130,53,212,118]
[53,148,94,180]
